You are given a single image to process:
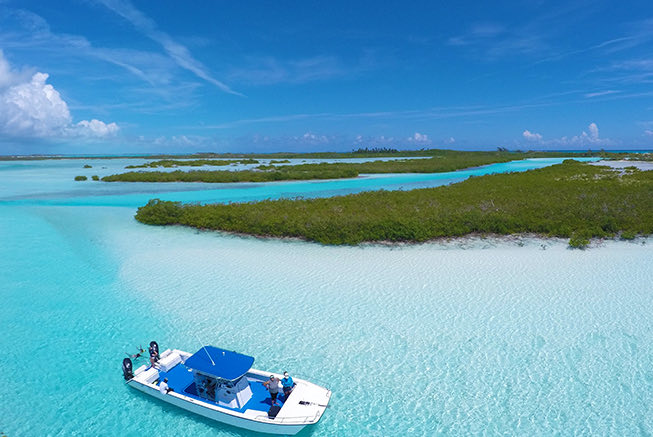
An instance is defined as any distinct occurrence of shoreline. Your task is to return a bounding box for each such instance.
[157,223,651,250]
[590,160,653,171]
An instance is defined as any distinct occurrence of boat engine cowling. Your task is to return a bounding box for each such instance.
[122,357,133,380]
[149,341,159,361]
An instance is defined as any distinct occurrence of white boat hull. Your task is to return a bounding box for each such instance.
[126,349,331,435]
[128,380,308,435]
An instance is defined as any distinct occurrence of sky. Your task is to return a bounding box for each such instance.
[1,0,653,154]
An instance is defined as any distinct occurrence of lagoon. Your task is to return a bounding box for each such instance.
[1,157,597,206]
[1,157,651,436]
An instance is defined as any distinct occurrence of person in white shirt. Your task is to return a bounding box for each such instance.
[159,378,172,394]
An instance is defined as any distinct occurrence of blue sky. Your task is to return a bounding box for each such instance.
[1,0,652,154]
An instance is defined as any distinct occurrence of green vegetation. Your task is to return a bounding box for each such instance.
[620,230,637,240]
[103,167,359,183]
[125,158,259,169]
[92,175,99,181]
[83,164,92,168]
[569,230,591,249]
[269,159,291,164]
[104,150,543,183]
[274,151,515,174]
[352,147,400,154]
[135,161,652,247]
[74,175,87,181]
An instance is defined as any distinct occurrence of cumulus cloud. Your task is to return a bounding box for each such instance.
[297,132,330,144]
[0,52,17,88]
[526,122,613,147]
[522,129,543,141]
[1,72,72,137]
[587,122,599,140]
[407,132,431,143]
[561,122,608,146]
[0,51,118,140]
[353,134,396,146]
[70,119,120,137]
[519,123,614,147]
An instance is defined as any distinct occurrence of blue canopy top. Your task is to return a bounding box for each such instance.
[184,346,254,381]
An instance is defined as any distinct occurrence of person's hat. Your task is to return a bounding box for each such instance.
[270,375,274,379]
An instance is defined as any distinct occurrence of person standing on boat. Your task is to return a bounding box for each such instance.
[263,375,280,405]
[281,372,294,400]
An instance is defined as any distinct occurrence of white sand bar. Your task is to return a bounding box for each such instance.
[590,160,653,171]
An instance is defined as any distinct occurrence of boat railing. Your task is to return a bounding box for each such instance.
[158,386,321,424]
[253,410,321,424]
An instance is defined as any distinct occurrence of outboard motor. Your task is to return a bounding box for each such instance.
[149,341,160,361]
[122,357,133,381]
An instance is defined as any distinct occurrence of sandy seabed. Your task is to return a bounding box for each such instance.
[1,157,651,436]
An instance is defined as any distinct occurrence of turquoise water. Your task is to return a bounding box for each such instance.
[1,158,651,436]
[0,157,596,207]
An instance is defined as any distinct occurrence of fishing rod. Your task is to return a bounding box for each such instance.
[195,334,216,366]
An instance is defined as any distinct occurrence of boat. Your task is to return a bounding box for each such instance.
[121,342,331,435]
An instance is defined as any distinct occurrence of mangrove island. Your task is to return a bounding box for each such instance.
[134,160,652,248]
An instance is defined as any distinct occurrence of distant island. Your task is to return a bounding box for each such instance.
[134,160,652,248]
[0,147,574,161]
[124,158,260,168]
[99,149,637,184]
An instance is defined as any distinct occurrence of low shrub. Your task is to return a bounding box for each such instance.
[125,158,260,169]
[621,230,637,240]
[133,161,653,246]
[569,231,591,249]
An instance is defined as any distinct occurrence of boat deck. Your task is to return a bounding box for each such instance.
[156,363,284,414]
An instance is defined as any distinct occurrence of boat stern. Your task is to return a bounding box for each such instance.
[276,380,332,425]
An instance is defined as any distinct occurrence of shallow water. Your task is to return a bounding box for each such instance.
[0,157,596,206]
[1,157,651,436]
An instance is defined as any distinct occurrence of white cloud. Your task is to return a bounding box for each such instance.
[299,132,329,143]
[584,90,620,98]
[520,123,614,147]
[70,119,120,137]
[0,51,16,88]
[353,134,396,146]
[544,123,612,147]
[587,122,599,141]
[408,132,430,143]
[1,71,72,137]
[644,129,653,136]
[226,54,368,86]
[0,51,118,139]
[97,0,241,96]
[522,130,543,141]
[447,21,547,60]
